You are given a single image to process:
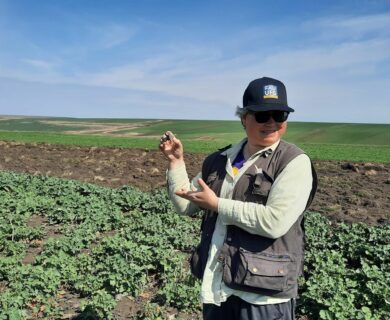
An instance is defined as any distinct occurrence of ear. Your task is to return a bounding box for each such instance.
[241,113,248,130]
[279,121,288,136]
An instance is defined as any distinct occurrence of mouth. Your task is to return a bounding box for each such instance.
[261,129,277,135]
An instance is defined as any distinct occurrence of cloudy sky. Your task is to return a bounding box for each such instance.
[0,0,389,123]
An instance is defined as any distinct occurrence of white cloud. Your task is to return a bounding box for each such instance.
[303,12,390,44]
[261,38,390,77]
[1,11,390,123]
[72,35,389,111]
[21,59,57,70]
[92,23,138,49]
[0,77,227,120]
[316,12,390,34]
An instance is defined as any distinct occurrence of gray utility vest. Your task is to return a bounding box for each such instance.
[190,140,317,299]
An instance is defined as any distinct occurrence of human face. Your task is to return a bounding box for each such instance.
[242,111,288,148]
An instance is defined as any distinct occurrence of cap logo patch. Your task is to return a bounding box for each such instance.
[263,85,278,99]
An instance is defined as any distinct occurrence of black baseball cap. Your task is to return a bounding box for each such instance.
[243,77,295,113]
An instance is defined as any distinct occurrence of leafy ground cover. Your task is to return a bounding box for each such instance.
[0,171,388,319]
[0,171,201,319]
[302,213,389,320]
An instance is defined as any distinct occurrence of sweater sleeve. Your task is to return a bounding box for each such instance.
[166,163,202,216]
[218,154,313,239]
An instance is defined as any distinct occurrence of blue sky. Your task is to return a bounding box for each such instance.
[0,0,389,123]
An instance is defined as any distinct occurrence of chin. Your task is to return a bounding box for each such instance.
[260,140,276,147]
[260,132,278,140]
[258,135,280,146]
[249,138,275,148]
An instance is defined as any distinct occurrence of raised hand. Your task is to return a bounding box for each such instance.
[159,131,185,169]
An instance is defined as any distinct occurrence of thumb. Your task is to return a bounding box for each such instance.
[171,135,181,145]
[197,178,208,190]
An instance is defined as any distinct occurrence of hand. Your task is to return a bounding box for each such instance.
[175,178,219,212]
[159,131,184,168]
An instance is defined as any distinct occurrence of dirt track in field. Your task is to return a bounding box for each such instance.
[0,140,389,225]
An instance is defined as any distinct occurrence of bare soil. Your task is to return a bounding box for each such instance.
[0,141,388,225]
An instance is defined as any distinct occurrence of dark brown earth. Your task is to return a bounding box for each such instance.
[0,140,388,225]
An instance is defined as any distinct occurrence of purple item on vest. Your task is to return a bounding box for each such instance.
[232,145,246,176]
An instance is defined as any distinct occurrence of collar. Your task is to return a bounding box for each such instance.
[221,138,280,161]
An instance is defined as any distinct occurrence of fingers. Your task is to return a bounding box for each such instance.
[175,188,187,196]
[159,132,170,144]
[175,188,196,196]
[160,131,176,144]
[167,131,175,141]
[159,131,184,157]
[176,180,208,199]
[175,188,194,201]
[159,131,174,153]
[175,187,200,195]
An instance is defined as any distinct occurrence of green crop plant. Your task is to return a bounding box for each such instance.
[0,171,388,319]
[300,212,390,319]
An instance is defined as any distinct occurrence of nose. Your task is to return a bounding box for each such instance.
[264,115,276,125]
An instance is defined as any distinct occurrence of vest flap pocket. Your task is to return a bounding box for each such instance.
[252,170,274,196]
[247,256,289,277]
[190,244,204,280]
[206,172,218,185]
[238,250,292,291]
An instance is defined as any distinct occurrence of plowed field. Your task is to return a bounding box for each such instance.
[0,141,389,225]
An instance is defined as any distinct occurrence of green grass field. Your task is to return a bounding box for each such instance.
[0,117,389,162]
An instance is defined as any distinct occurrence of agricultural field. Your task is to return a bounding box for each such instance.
[0,116,389,162]
[0,116,389,319]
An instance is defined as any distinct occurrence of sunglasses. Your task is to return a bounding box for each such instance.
[251,111,289,123]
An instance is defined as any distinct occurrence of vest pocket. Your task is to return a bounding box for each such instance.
[251,170,274,197]
[190,244,203,280]
[206,172,218,185]
[233,249,292,291]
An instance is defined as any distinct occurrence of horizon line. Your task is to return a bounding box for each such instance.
[0,114,389,126]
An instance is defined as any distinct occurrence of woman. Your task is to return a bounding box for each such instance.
[159,77,317,320]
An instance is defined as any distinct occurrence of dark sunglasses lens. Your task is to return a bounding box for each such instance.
[254,112,270,123]
[273,111,289,122]
[254,111,288,123]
